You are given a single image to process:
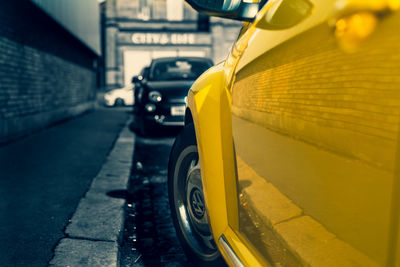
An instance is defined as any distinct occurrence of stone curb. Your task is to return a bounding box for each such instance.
[49,119,134,267]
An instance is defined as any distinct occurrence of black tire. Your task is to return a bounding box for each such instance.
[139,117,152,136]
[168,123,224,266]
[114,98,125,106]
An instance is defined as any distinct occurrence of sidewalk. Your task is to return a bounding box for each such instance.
[50,113,134,267]
[0,109,132,266]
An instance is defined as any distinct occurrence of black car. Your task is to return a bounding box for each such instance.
[132,66,150,107]
[133,57,213,135]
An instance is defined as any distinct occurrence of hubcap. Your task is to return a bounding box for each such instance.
[173,146,218,260]
[190,188,205,219]
[185,160,211,236]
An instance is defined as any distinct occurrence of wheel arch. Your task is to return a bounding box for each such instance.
[186,62,239,251]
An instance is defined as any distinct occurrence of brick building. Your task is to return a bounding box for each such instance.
[0,0,101,143]
[104,0,242,89]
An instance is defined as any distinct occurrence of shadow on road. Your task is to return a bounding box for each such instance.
[128,119,183,138]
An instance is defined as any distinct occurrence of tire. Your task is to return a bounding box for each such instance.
[139,117,152,136]
[168,123,224,266]
[114,98,125,106]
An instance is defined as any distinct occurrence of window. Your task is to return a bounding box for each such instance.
[167,0,183,21]
[149,59,212,81]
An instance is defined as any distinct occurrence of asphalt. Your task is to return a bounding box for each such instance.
[119,136,190,266]
[0,108,130,266]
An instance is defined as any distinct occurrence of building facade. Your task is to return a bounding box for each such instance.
[0,0,101,143]
[104,0,242,89]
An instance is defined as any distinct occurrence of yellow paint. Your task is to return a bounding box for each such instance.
[333,0,400,14]
[187,63,239,241]
[396,224,400,267]
[222,227,269,267]
[334,12,378,52]
[232,6,400,265]
[233,115,389,265]
[185,0,400,266]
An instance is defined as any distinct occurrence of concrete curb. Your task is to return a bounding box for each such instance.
[49,119,134,267]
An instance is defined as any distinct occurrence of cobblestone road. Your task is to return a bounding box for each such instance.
[120,129,191,267]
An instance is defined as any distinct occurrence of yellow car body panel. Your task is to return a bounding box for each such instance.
[187,62,237,235]
[186,0,400,266]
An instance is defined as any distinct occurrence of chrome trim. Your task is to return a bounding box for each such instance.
[219,235,245,267]
[152,115,184,126]
[169,98,186,103]
[157,121,185,126]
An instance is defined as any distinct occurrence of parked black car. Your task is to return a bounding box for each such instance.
[133,57,213,135]
[132,66,150,108]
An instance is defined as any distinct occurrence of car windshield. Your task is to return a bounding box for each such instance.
[149,59,211,81]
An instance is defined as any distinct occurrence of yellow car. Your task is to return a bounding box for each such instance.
[168,0,400,266]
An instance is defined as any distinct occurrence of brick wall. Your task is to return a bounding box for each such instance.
[232,20,400,171]
[0,0,98,143]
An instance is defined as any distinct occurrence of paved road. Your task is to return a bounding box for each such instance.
[0,109,129,266]
[120,127,192,267]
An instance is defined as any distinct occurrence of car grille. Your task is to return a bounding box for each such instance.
[167,97,185,104]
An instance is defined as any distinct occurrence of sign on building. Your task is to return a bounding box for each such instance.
[131,33,196,45]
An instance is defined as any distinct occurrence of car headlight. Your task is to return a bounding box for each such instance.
[148,91,162,103]
[145,104,156,112]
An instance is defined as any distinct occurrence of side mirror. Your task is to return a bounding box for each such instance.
[131,75,143,84]
[256,0,314,30]
[131,76,139,83]
[185,0,259,21]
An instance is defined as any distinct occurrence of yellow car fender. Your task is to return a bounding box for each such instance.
[186,62,269,267]
[186,62,239,253]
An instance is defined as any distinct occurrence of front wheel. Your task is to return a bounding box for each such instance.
[168,123,224,266]
[114,98,125,106]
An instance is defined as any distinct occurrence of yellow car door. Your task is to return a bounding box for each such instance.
[230,0,400,266]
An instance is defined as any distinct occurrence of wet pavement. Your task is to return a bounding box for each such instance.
[120,127,192,267]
